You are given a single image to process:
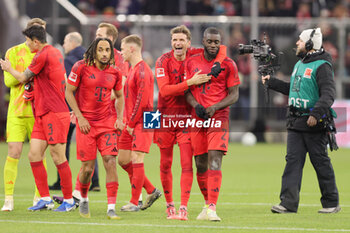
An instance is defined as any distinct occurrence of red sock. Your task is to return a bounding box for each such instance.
[143,176,155,194]
[30,161,50,198]
[179,143,193,206]
[56,161,73,199]
[160,147,173,203]
[208,170,222,205]
[131,163,145,205]
[106,182,119,204]
[80,183,90,198]
[122,162,133,184]
[196,170,208,203]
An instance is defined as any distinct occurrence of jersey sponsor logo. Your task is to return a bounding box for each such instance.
[68,72,78,82]
[303,68,312,79]
[171,69,178,74]
[156,68,165,77]
[143,110,161,129]
[88,74,96,79]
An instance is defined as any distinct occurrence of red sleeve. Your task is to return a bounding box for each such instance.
[187,47,203,56]
[225,59,240,87]
[155,57,188,97]
[28,49,46,75]
[187,45,226,63]
[128,65,153,128]
[157,78,188,97]
[67,60,84,87]
[113,69,123,91]
[214,45,227,63]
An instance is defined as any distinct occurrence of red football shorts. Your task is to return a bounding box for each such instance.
[118,123,153,153]
[76,116,118,161]
[191,119,229,156]
[31,111,70,144]
[154,128,191,149]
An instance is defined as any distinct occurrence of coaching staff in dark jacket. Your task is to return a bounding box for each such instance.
[262,28,340,214]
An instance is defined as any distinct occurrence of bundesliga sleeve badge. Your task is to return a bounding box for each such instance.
[156,68,165,78]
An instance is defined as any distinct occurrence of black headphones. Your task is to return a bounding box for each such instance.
[305,28,316,51]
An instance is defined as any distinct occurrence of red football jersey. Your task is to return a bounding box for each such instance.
[155,48,204,116]
[114,48,129,77]
[67,60,122,121]
[28,45,68,116]
[185,51,240,119]
[124,60,154,128]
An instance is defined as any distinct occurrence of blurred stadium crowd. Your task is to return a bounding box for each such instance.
[2,0,350,141]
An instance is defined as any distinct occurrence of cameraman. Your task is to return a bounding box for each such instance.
[261,28,340,214]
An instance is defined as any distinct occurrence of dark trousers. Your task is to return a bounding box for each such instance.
[279,130,339,212]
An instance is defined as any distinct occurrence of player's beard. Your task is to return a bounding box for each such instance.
[204,46,219,60]
[98,57,111,65]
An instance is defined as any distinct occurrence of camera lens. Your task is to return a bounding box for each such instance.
[238,44,254,54]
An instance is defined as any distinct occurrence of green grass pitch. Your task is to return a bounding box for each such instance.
[0,142,349,233]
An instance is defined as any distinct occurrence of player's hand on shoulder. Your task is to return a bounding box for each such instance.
[188,70,211,86]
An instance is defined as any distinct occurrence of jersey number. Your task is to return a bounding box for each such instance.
[105,133,117,146]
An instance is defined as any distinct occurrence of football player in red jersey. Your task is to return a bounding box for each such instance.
[0,25,74,212]
[185,27,240,221]
[154,25,226,220]
[96,22,146,206]
[68,22,129,201]
[65,38,124,219]
[119,35,161,212]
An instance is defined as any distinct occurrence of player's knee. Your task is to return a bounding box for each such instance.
[104,156,116,168]
[195,161,207,173]
[8,144,22,159]
[160,160,172,171]
[209,158,222,171]
[83,167,94,177]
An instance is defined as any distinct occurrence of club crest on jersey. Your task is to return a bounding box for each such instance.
[303,68,312,79]
[68,73,77,82]
[156,68,165,77]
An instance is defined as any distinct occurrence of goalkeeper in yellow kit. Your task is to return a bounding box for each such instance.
[1,18,47,211]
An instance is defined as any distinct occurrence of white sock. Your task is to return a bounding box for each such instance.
[72,190,82,199]
[41,196,51,202]
[81,197,88,202]
[64,198,74,205]
[107,204,115,211]
[139,193,143,201]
